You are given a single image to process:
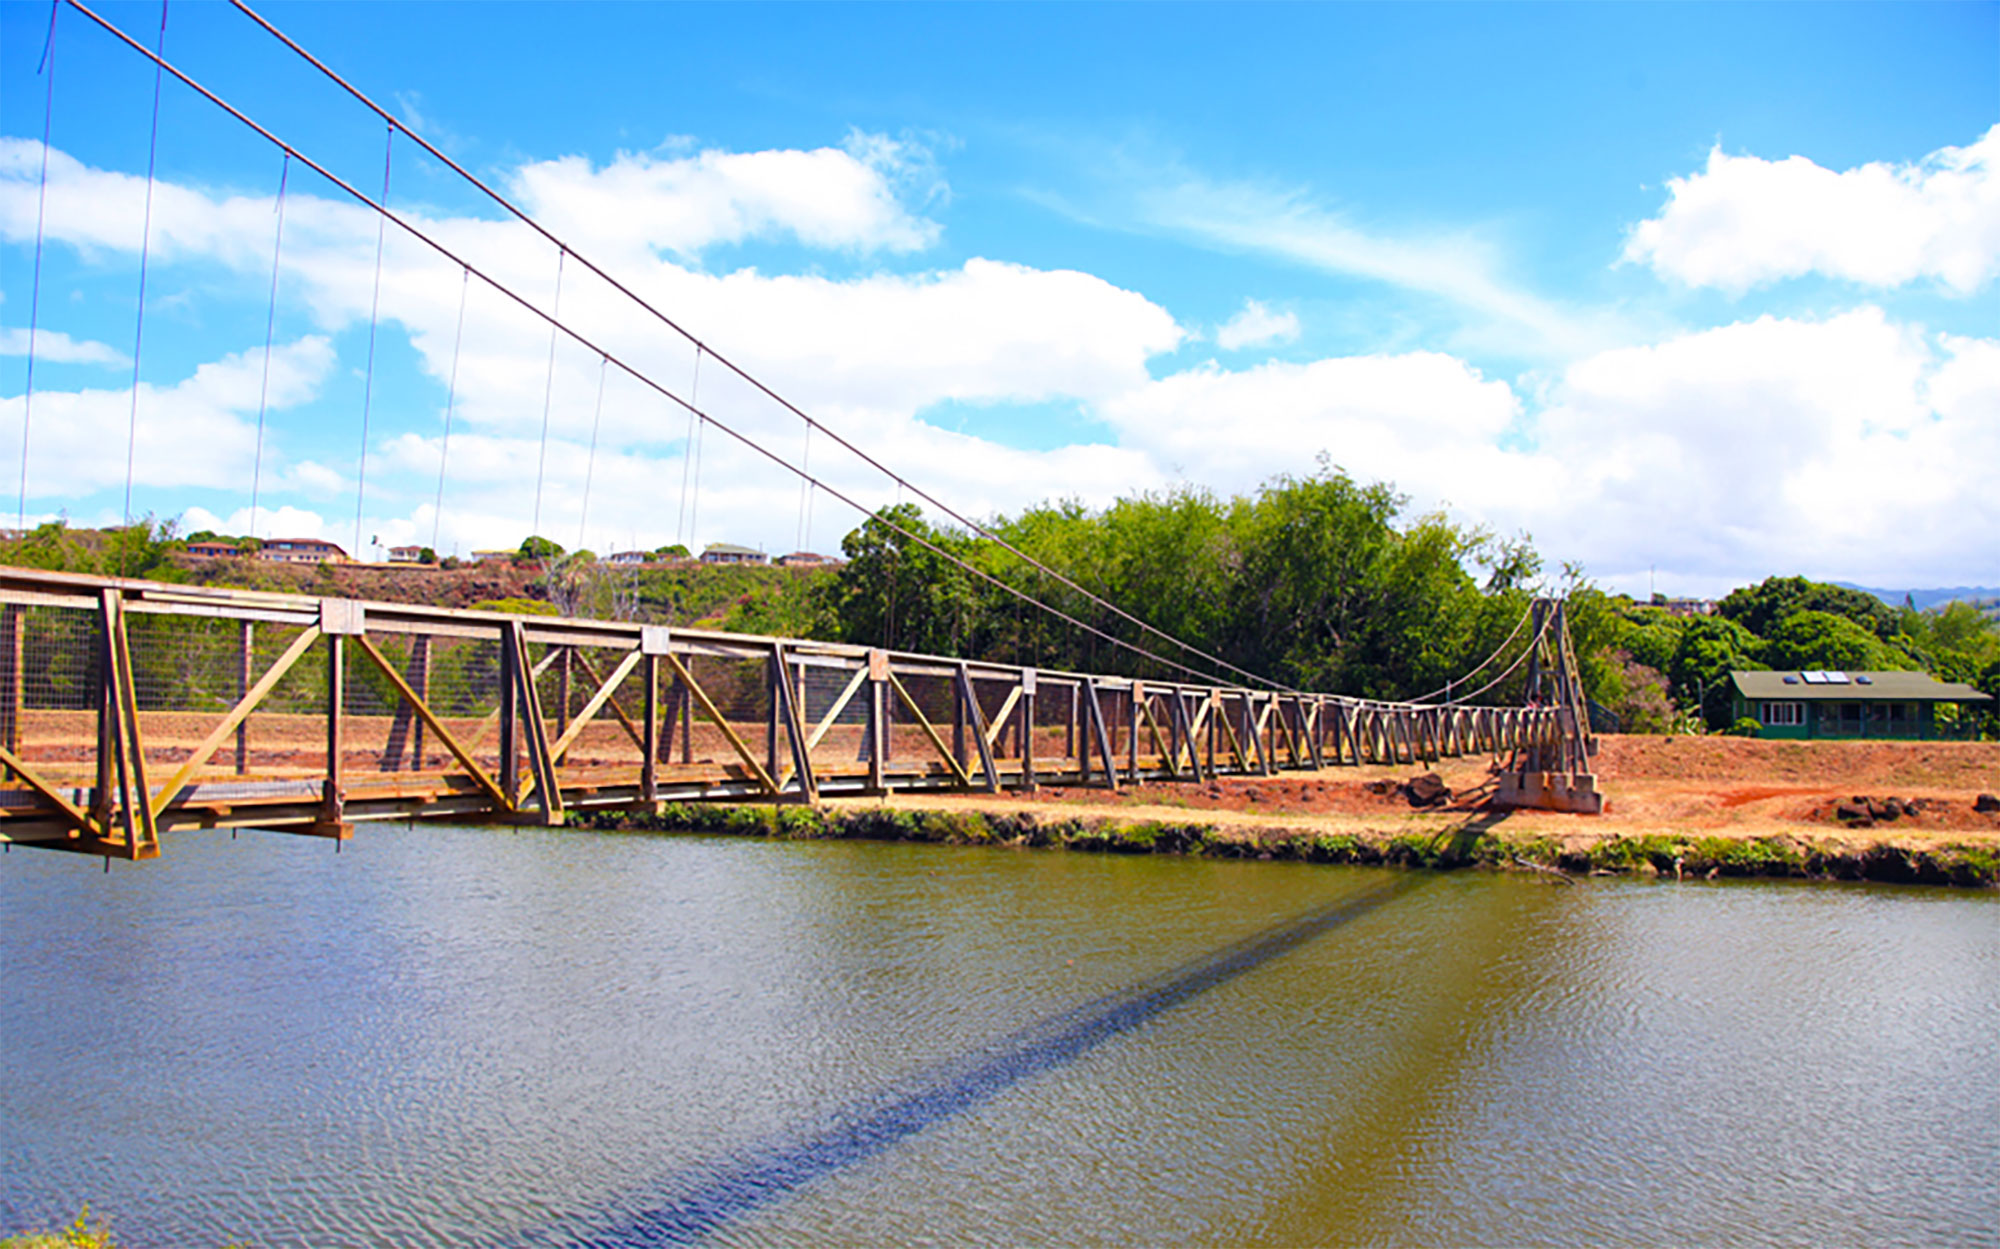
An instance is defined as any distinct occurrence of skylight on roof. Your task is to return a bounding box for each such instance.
[1825,671,1850,684]
[1802,671,1826,684]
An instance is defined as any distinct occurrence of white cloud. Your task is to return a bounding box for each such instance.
[1124,169,1619,358]
[1099,351,1534,507]
[1624,125,2000,294]
[1514,307,1998,587]
[8,139,1991,594]
[506,131,944,260]
[0,337,333,497]
[182,504,329,542]
[1215,299,1299,351]
[0,327,126,366]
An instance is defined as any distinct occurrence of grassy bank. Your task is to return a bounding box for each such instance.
[573,803,2000,889]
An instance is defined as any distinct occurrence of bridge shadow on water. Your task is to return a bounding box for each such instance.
[544,874,1427,1247]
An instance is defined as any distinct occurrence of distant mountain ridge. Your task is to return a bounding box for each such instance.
[1835,583,2000,611]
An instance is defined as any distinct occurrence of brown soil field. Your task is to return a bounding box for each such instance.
[829,735,2000,856]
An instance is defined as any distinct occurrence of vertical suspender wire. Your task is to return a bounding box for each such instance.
[18,1,60,533]
[248,154,290,539]
[577,354,607,552]
[430,266,468,553]
[352,124,393,561]
[121,0,169,573]
[684,348,705,550]
[530,248,566,542]
[795,423,812,554]
[674,345,701,548]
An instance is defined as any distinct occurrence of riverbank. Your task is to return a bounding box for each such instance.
[576,737,2000,887]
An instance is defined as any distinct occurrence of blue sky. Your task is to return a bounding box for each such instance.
[1,0,1995,594]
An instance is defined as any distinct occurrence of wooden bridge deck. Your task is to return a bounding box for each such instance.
[0,567,1565,862]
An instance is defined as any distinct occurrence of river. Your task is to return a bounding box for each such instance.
[3,826,1996,1247]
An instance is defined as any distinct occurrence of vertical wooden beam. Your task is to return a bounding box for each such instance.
[866,648,888,794]
[409,635,431,770]
[955,663,1000,793]
[1126,683,1141,778]
[772,644,818,804]
[952,671,967,773]
[640,626,669,804]
[234,619,253,775]
[765,648,782,778]
[498,623,519,802]
[325,632,345,822]
[0,603,22,776]
[556,647,573,740]
[1019,668,1037,791]
[641,655,660,803]
[679,676,693,764]
[505,620,562,821]
[1083,679,1119,792]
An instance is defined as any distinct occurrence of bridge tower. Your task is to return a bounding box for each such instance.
[1495,597,1604,814]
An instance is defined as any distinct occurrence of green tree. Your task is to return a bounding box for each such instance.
[1761,609,1913,673]
[825,504,980,655]
[1718,575,1895,639]
[517,535,565,561]
[1669,616,1764,728]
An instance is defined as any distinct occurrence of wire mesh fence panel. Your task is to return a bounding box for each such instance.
[798,660,867,775]
[678,653,772,775]
[550,643,649,782]
[10,604,100,788]
[890,671,958,776]
[967,674,1019,764]
[237,623,328,781]
[1029,677,1079,769]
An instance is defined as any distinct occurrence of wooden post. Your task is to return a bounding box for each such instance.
[498,625,519,801]
[765,650,781,777]
[1019,668,1036,790]
[679,678,693,764]
[409,636,431,770]
[234,620,252,775]
[556,647,573,739]
[641,654,659,804]
[0,603,21,776]
[1127,683,1140,779]
[952,673,967,772]
[325,632,345,823]
[866,649,888,794]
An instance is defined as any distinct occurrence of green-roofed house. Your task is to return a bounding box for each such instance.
[1729,670,1992,740]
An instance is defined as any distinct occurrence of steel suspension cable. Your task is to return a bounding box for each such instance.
[430,266,468,552]
[1405,598,1535,704]
[63,0,1318,692]
[223,0,1285,692]
[18,1,61,534]
[121,0,168,570]
[249,153,290,540]
[1442,605,1554,706]
[353,124,393,560]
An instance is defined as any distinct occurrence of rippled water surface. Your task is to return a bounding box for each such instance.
[4,826,1996,1247]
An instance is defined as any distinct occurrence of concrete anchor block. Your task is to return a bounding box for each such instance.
[1496,770,1604,815]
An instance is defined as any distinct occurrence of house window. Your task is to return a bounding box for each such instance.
[1761,701,1804,727]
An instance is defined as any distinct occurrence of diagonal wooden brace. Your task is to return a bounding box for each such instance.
[151,625,324,818]
[351,634,510,811]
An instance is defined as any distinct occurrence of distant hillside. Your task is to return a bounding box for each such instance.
[1836,583,2000,613]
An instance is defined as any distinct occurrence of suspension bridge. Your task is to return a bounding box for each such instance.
[0,1,1603,864]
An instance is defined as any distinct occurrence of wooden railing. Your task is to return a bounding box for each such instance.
[0,567,1559,861]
